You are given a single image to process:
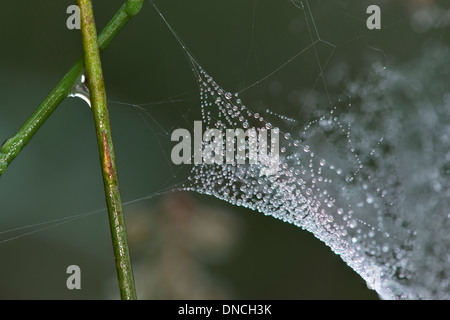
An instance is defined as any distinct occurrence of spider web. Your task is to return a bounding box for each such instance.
[142,0,450,299]
[0,0,449,299]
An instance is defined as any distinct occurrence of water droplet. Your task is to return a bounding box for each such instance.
[68,73,91,108]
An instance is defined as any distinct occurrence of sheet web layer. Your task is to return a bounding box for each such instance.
[1,0,449,299]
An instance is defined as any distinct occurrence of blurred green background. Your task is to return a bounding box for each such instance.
[1,0,443,299]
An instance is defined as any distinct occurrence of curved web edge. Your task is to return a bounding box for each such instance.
[151,0,450,299]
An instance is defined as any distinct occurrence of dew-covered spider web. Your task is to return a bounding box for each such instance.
[1,0,449,299]
[141,0,450,299]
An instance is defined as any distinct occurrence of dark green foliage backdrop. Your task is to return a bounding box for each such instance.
[1,0,437,299]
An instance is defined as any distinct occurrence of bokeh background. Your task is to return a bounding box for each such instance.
[0,0,446,299]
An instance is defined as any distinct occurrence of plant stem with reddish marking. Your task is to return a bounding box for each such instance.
[78,0,137,300]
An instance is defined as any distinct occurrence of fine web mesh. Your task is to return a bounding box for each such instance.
[1,0,449,299]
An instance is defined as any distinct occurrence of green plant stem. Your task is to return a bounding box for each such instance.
[0,0,144,176]
[78,0,137,300]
